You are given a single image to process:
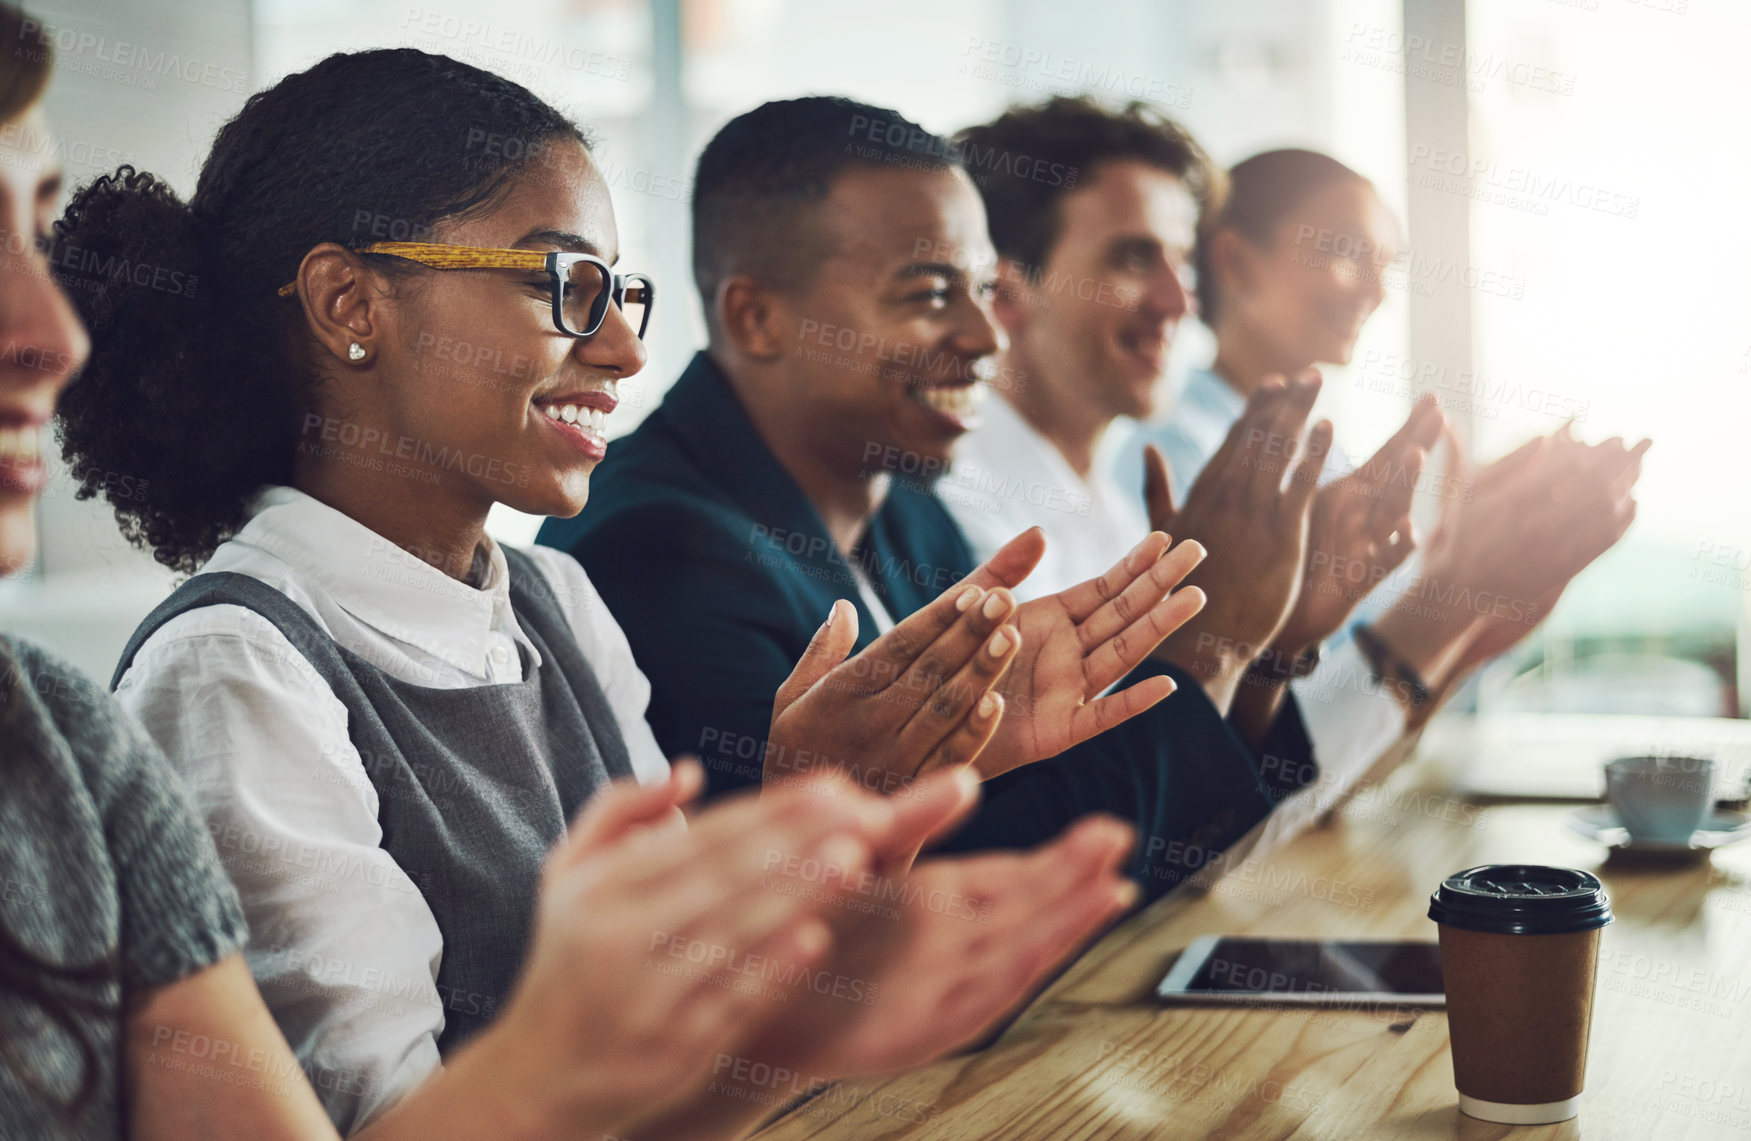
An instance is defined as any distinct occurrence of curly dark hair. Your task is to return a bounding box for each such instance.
[1193,148,1370,326]
[953,96,1218,279]
[691,95,960,320]
[52,48,587,573]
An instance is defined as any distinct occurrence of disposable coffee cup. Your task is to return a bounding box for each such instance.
[1605,755,1714,844]
[1428,865,1612,1125]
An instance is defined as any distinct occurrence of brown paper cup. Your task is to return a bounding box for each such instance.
[1437,925,1602,1123]
[1428,865,1612,1126]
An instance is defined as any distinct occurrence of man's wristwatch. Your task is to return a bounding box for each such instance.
[1352,623,1432,709]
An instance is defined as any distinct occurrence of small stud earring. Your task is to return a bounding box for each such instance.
[347,342,366,362]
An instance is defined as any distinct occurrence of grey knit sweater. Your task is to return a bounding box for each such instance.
[0,637,246,1139]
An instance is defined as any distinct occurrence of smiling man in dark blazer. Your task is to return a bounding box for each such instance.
[539,97,1319,898]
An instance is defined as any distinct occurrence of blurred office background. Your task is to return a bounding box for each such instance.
[11,0,1751,764]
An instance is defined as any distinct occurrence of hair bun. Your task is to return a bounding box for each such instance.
[51,166,204,336]
[52,167,230,573]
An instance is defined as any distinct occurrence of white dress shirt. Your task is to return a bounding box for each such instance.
[846,559,897,634]
[942,390,1151,599]
[945,386,1407,863]
[1112,363,1248,500]
[114,486,667,1133]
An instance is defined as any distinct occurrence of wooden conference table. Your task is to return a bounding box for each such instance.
[752,757,1751,1140]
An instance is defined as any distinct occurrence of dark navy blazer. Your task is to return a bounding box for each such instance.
[540,352,1316,898]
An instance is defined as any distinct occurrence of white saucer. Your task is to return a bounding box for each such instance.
[1565,804,1751,852]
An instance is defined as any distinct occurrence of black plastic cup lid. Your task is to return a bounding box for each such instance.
[1428,865,1612,935]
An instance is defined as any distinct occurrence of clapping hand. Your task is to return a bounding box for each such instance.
[736,811,1137,1081]
[558,766,1137,1141]
[499,762,903,1135]
[1143,372,1331,712]
[1366,423,1650,715]
[958,527,1210,773]
[765,543,1032,792]
[1439,426,1648,675]
[1273,393,1443,658]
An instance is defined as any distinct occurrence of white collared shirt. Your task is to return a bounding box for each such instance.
[846,559,898,634]
[946,387,1407,862]
[941,390,1150,599]
[113,486,667,1133]
[1110,364,1247,503]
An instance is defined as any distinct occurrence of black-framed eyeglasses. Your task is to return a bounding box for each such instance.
[277,241,654,340]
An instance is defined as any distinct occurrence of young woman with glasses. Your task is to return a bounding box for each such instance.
[17,37,1139,1140]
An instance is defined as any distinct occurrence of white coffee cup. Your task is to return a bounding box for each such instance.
[1604,756,1715,844]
